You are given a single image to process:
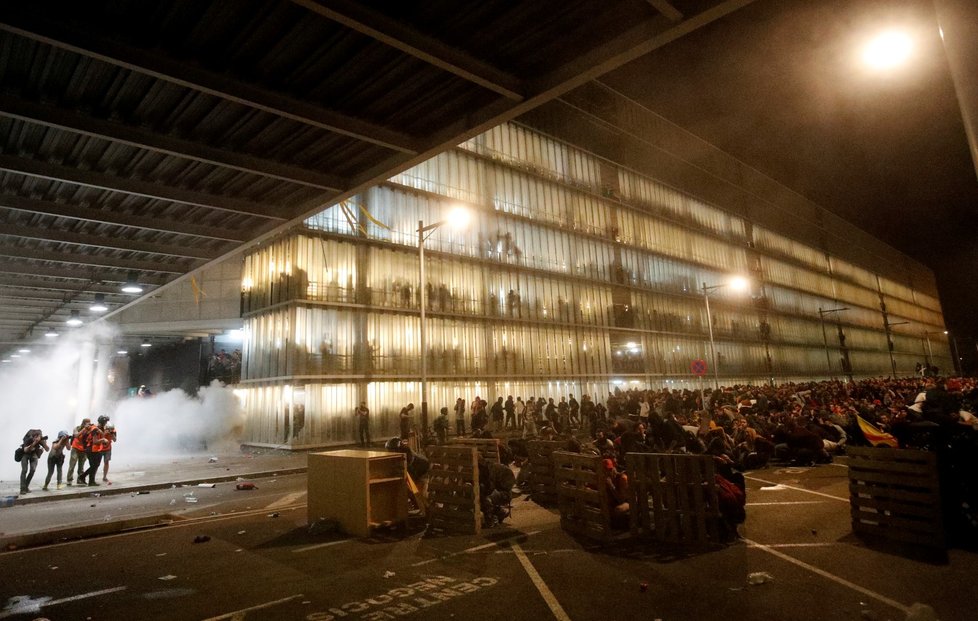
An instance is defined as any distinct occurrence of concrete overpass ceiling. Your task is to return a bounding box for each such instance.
[0,0,751,353]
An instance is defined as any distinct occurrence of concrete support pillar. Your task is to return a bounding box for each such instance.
[935,0,978,182]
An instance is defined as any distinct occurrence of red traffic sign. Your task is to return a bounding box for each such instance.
[690,358,708,376]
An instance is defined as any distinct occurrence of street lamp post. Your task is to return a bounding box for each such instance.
[922,330,948,371]
[702,277,748,391]
[417,208,470,434]
[818,307,849,379]
[950,333,962,376]
[884,319,909,378]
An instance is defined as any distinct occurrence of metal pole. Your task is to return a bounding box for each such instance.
[819,308,832,379]
[883,318,897,378]
[418,219,429,434]
[703,283,719,390]
[951,335,961,376]
[924,334,933,366]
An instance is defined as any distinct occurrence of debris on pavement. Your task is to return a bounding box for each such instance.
[308,518,340,535]
[747,572,774,585]
[158,575,177,581]
[235,482,257,491]
[383,571,396,578]
[208,457,218,463]
[192,535,211,544]
[639,581,648,593]
[237,530,246,535]
[197,483,216,488]
[759,484,788,491]
[268,512,279,518]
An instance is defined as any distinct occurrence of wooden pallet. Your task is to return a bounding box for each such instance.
[627,453,722,546]
[425,446,481,535]
[526,439,564,505]
[553,451,619,542]
[847,446,944,549]
[452,438,501,463]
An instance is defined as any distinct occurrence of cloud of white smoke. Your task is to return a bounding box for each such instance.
[0,325,244,486]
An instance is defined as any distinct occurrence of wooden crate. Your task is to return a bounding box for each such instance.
[553,451,618,541]
[452,438,501,463]
[627,453,722,546]
[307,450,407,537]
[425,446,482,535]
[847,446,944,549]
[526,439,565,505]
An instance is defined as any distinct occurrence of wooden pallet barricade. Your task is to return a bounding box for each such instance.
[526,439,564,505]
[425,446,482,535]
[847,446,943,549]
[452,438,501,463]
[627,453,722,546]
[553,451,619,542]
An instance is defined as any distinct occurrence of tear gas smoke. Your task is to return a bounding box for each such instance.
[0,325,243,485]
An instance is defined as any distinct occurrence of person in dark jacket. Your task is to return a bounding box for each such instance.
[19,429,49,494]
[479,458,515,527]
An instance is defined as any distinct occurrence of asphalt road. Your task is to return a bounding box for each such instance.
[1,463,974,621]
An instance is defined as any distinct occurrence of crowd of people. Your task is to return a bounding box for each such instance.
[204,348,242,384]
[17,415,118,494]
[367,375,978,536]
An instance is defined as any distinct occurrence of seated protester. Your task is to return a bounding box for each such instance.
[715,469,746,541]
[922,379,963,427]
[602,458,630,529]
[384,437,430,483]
[656,414,687,452]
[618,422,648,457]
[478,458,516,527]
[783,419,831,465]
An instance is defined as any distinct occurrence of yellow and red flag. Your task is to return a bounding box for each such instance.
[856,415,899,448]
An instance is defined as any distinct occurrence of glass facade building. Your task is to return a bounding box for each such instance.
[236,121,950,448]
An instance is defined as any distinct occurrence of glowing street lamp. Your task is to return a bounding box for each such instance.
[702,276,749,390]
[418,206,471,433]
[862,30,914,70]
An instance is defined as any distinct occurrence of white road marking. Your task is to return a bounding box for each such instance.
[745,477,849,502]
[199,594,304,621]
[266,491,306,510]
[0,586,127,619]
[410,530,542,566]
[292,539,351,554]
[512,543,572,621]
[744,538,910,614]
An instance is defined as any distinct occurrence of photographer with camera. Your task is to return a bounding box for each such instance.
[18,429,49,494]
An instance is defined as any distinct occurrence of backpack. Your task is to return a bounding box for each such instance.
[14,447,23,462]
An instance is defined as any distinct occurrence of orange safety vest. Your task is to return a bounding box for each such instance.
[70,428,86,452]
[91,427,109,453]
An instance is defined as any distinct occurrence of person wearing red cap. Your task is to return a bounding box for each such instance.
[603,458,630,528]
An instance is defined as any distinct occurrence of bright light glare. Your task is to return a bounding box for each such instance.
[862,31,913,69]
[446,206,471,229]
[729,276,749,291]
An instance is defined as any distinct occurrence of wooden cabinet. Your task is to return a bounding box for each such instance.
[307,449,407,537]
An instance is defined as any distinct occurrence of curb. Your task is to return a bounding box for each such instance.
[3,466,308,506]
[0,467,309,550]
